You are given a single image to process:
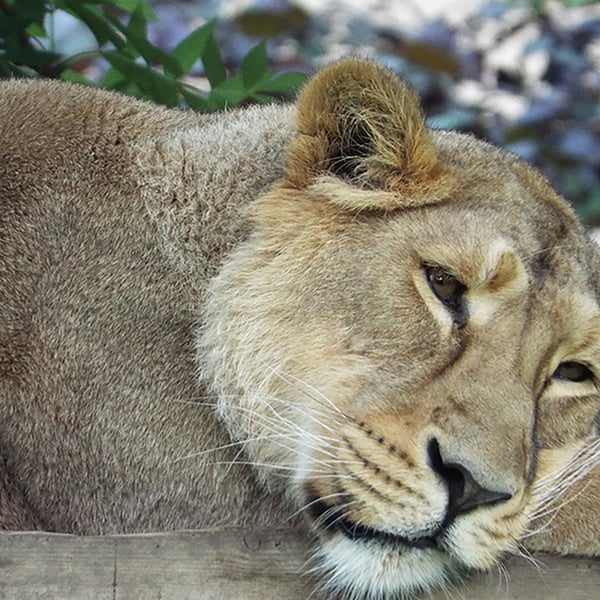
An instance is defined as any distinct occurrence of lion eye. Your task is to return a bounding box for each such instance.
[425,265,467,325]
[427,267,461,300]
[553,361,594,383]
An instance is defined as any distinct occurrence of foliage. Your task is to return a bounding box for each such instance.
[372,1,600,224]
[0,0,306,110]
[498,7,600,224]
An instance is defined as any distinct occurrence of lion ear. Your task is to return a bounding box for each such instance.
[284,58,451,211]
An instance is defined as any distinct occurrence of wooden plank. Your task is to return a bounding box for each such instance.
[113,529,313,600]
[0,531,115,600]
[0,529,598,599]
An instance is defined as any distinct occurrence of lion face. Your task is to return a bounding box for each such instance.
[199,60,600,598]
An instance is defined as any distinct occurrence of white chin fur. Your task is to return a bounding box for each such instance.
[310,534,463,600]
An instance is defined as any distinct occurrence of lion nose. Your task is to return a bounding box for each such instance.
[427,439,512,521]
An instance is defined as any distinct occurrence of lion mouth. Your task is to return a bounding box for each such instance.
[337,516,439,549]
[307,495,439,550]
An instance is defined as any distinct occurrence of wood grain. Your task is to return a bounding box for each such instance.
[0,529,597,599]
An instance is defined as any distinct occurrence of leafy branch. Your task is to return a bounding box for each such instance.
[0,0,306,110]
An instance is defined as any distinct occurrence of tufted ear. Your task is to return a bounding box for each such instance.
[284,58,451,211]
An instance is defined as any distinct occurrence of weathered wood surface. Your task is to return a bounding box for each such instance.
[0,528,598,599]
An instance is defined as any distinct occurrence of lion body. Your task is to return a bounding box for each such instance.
[0,80,293,532]
[0,61,598,598]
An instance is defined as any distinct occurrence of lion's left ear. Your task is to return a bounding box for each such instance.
[284,58,452,211]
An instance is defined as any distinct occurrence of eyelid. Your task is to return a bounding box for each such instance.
[423,264,468,327]
[552,361,595,383]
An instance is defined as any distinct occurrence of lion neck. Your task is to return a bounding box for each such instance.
[137,103,296,288]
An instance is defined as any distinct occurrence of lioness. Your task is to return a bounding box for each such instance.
[0,58,598,598]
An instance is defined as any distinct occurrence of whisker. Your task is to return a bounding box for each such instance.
[511,542,544,572]
[523,479,592,538]
[207,403,345,466]
[267,367,351,420]
[287,491,355,522]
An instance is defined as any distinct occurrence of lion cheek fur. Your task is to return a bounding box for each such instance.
[196,60,600,597]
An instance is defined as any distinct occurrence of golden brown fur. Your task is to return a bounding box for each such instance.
[0,59,598,598]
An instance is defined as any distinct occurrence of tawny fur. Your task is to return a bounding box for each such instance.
[0,78,295,532]
[0,59,598,598]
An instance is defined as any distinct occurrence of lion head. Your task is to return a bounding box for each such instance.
[199,59,600,598]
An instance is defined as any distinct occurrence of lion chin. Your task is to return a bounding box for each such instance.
[306,496,461,599]
[290,433,524,598]
[313,537,454,598]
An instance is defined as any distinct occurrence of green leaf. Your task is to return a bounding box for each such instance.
[241,40,268,89]
[25,21,47,38]
[102,51,179,106]
[0,17,36,36]
[2,44,61,67]
[210,76,248,108]
[181,87,215,112]
[106,76,141,96]
[171,21,214,75]
[127,5,148,38]
[76,0,157,19]
[60,68,95,86]
[249,91,277,104]
[6,0,46,24]
[106,11,182,76]
[201,31,226,88]
[102,65,127,88]
[256,70,307,93]
[0,61,13,77]
[111,0,157,19]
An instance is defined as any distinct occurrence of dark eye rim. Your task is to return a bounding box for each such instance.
[553,361,595,384]
[423,264,468,327]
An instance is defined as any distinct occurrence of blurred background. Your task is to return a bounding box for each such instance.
[1,0,599,224]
